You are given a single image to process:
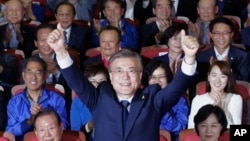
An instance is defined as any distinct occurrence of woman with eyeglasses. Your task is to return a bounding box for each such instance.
[188,60,242,129]
[142,59,189,141]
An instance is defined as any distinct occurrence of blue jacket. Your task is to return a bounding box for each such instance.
[160,97,189,141]
[91,19,138,49]
[6,88,68,141]
[70,97,92,130]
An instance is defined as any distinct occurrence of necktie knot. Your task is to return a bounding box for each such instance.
[121,100,130,108]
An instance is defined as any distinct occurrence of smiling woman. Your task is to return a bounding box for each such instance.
[194,104,228,141]
[188,60,243,128]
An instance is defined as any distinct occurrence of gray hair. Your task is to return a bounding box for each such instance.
[108,49,143,71]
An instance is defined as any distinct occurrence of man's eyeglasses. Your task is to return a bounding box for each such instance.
[110,69,141,77]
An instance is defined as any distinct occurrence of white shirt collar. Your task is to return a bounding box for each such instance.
[117,95,134,103]
[214,46,229,60]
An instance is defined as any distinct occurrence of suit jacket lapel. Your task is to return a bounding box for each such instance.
[228,46,236,64]
[124,90,147,139]
[111,93,124,135]
[68,24,75,47]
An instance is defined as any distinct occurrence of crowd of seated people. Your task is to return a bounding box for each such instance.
[1,0,250,141]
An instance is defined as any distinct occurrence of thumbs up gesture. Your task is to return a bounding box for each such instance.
[47,23,68,59]
[180,30,199,65]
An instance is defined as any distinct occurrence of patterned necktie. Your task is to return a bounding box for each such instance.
[9,24,19,48]
[121,100,130,134]
[63,31,68,46]
[198,22,205,44]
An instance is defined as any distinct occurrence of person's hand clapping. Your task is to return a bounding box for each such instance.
[180,29,199,65]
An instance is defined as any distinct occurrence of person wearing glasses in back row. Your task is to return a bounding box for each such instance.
[196,17,250,83]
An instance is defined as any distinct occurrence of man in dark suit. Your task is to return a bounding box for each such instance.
[84,25,121,69]
[0,0,36,57]
[47,23,199,141]
[197,17,250,82]
[139,0,174,47]
[54,1,89,53]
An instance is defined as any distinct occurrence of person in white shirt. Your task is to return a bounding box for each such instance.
[188,60,243,128]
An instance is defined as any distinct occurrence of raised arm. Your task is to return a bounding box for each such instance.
[156,30,199,116]
[47,24,97,109]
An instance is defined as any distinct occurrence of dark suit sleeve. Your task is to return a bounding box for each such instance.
[0,91,7,130]
[0,24,7,49]
[139,22,159,47]
[247,99,250,124]
[60,64,99,111]
[154,69,196,117]
[229,48,250,81]
[0,53,18,85]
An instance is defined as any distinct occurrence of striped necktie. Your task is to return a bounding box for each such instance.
[63,31,68,46]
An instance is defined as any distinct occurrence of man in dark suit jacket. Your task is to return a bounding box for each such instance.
[197,17,250,82]
[47,23,199,141]
[139,0,186,47]
[0,0,36,57]
[55,1,89,53]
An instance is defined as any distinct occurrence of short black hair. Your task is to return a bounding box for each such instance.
[33,109,61,129]
[35,23,55,41]
[161,23,186,45]
[23,57,47,73]
[209,17,235,33]
[99,25,122,42]
[84,63,109,81]
[55,1,76,16]
[142,59,173,87]
[194,104,228,136]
